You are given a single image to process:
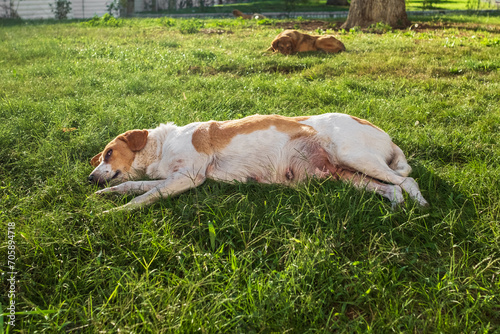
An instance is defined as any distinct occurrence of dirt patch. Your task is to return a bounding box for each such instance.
[273,20,344,32]
[409,22,500,33]
[187,65,218,75]
[271,20,500,33]
[200,28,234,34]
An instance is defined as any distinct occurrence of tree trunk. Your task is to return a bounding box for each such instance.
[326,0,349,6]
[127,0,134,16]
[341,0,410,29]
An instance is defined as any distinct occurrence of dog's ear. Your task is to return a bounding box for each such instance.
[118,129,149,152]
[90,152,102,167]
[271,38,279,51]
[288,35,298,50]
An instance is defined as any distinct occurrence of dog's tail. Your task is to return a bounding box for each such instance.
[388,143,412,177]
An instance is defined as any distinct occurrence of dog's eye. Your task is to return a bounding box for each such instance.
[106,149,113,158]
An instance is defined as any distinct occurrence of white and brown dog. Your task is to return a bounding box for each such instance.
[89,113,428,211]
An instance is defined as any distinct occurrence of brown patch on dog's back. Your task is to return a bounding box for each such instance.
[192,115,314,155]
[350,116,383,132]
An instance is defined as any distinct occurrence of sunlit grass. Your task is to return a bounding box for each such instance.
[0,14,499,332]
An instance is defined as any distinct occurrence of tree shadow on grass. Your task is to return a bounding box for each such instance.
[0,18,89,27]
[93,163,499,330]
[135,162,481,250]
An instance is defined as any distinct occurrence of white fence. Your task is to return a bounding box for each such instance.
[1,0,109,18]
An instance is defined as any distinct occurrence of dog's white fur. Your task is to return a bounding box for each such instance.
[89,113,428,211]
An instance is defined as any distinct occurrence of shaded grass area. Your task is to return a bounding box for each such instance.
[1,14,499,332]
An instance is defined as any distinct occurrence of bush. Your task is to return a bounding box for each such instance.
[160,17,176,27]
[83,13,123,27]
[50,0,72,19]
[367,22,393,33]
[178,18,203,34]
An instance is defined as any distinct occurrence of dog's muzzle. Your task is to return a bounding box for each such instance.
[88,170,121,186]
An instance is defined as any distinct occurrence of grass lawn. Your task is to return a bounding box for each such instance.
[1,13,500,333]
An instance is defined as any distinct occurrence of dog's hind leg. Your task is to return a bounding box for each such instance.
[388,143,412,177]
[364,164,427,207]
[341,154,428,207]
[329,167,405,207]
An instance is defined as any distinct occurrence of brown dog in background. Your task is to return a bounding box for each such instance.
[269,30,346,55]
[232,9,252,19]
[232,9,267,20]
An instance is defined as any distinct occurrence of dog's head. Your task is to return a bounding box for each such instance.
[232,9,243,17]
[271,36,295,55]
[88,129,148,186]
[326,37,346,53]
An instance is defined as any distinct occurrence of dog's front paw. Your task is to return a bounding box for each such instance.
[95,186,117,195]
[101,202,136,214]
[102,207,119,214]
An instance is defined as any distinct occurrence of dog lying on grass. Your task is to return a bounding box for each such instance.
[88,113,428,212]
[269,29,346,55]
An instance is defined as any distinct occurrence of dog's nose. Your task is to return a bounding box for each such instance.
[88,175,95,183]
